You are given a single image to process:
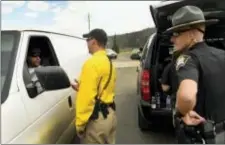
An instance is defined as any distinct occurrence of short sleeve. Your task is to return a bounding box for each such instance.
[175,54,199,84]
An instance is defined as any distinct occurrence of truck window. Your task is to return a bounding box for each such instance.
[23,36,60,98]
[1,31,20,104]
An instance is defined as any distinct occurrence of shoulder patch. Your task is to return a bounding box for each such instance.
[176,55,190,70]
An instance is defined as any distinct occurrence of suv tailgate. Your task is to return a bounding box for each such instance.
[149,0,225,33]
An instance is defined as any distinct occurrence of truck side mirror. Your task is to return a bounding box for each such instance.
[35,66,70,91]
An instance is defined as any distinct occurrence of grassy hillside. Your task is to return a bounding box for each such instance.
[107,27,156,50]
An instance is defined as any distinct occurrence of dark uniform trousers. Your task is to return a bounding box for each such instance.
[174,42,225,144]
[216,131,225,144]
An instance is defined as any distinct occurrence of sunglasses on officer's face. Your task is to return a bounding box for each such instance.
[172,28,205,37]
[86,37,94,42]
[172,29,190,37]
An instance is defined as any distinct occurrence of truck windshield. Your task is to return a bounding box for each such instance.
[1,31,20,103]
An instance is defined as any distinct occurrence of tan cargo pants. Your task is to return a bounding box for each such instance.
[80,108,117,144]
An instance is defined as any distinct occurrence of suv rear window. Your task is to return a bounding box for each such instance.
[141,34,155,60]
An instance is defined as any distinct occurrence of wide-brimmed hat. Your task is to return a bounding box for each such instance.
[164,5,219,34]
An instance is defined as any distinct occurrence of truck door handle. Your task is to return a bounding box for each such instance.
[68,96,73,108]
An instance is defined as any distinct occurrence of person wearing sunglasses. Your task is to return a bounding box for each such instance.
[164,5,225,143]
[71,28,117,144]
[27,47,42,68]
[27,47,43,94]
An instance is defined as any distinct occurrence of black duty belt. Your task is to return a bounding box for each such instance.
[90,100,116,120]
[107,102,116,110]
[99,102,116,111]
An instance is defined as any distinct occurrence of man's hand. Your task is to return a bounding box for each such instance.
[76,125,86,138]
[77,130,85,138]
[182,110,205,126]
[71,79,79,91]
[161,84,170,92]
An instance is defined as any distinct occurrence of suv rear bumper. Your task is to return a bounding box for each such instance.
[139,99,172,118]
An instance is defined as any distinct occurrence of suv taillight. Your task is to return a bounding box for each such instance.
[141,70,151,101]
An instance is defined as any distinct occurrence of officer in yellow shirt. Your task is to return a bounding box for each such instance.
[71,28,117,144]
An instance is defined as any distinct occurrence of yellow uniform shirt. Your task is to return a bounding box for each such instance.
[75,50,116,131]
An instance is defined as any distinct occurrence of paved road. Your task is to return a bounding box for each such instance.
[112,52,140,68]
[115,52,132,61]
[115,67,175,144]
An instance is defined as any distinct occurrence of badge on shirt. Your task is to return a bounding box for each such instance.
[176,55,190,71]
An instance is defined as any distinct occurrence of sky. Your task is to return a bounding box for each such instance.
[2,1,161,36]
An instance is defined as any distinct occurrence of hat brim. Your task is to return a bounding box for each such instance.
[82,33,90,38]
[31,48,41,53]
[164,19,219,34]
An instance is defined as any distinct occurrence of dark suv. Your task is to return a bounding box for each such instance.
[136,0,225,130]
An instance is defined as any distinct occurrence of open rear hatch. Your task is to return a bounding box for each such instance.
[149,0,225,34]
[148,0,225,110]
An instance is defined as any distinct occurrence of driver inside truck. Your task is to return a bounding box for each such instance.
[27,47,43,94]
